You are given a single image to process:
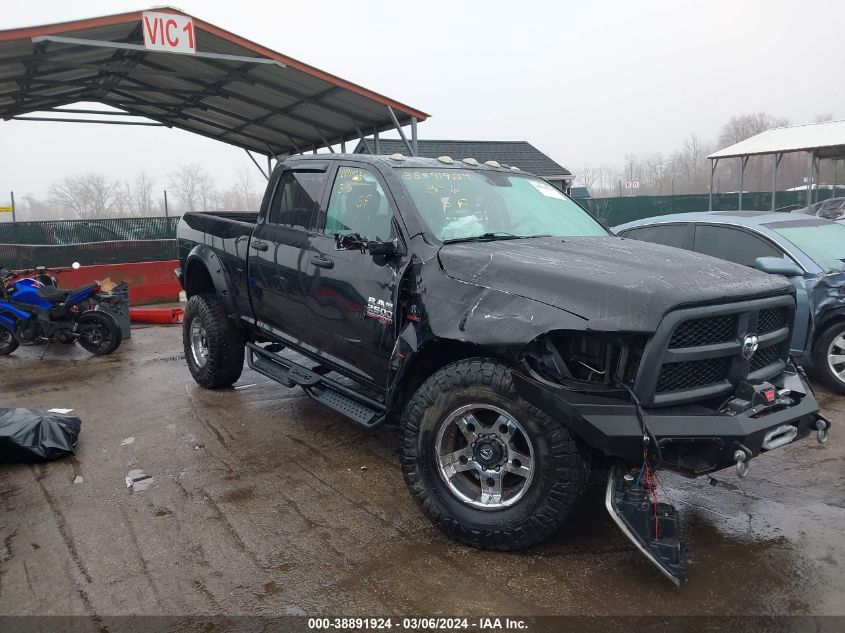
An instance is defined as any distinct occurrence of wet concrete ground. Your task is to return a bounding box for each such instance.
[1,325,844,617]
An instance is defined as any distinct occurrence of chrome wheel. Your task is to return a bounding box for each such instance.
[828,332,845,384]
[435,403,534,510]
[189,318,209,368]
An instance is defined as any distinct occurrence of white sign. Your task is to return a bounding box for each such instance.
[624,181,632,189]
[632,181,640,189]
[142,11,196,55]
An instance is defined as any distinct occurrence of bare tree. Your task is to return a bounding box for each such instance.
[644,153,666,194]
[573,164,602,193]
[168,163,214,212]
[118,171,156,216]
[719,112,789,147]
[235,166,261,210]
[681,133,704,191]
[48,173,121,219]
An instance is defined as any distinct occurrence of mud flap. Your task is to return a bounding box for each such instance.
[605,465,688,585]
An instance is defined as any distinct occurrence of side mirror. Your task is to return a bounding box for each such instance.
[367,238,400,258]
[71,262,81,270]
[754,256,803,277]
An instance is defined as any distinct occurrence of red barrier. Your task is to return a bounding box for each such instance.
[49,260,181,306]
[129,307,184,324]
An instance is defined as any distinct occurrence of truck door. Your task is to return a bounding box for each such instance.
[302,164,402,385]
[248,165,328,342]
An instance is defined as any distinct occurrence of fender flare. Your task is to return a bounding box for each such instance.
[183,244,237,316]
[816,306,845,335]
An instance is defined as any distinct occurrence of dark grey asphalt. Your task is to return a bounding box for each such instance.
[1,325,844,616]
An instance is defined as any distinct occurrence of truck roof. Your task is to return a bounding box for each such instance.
[284,152,540,177]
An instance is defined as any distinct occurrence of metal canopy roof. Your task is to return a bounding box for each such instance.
[708,119,845,160]
[0,8,429,157]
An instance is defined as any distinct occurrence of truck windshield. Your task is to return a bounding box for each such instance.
[397,168,607,241]
[767,221,845,273]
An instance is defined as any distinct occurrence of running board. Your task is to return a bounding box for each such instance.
[246,343,386,428]
[605,465,688,586]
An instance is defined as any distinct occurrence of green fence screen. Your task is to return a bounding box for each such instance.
[578,189,840,227]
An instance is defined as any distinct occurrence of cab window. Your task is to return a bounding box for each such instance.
[622,224,692,250]
[267,170,326,228]
[693,225,783,267]
[323,167,392,242]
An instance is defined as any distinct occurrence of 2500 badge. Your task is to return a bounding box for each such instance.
[366,296,394,325]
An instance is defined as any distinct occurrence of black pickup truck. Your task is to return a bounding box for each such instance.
[177,153,830,584]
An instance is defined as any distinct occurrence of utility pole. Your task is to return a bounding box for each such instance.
[10,190,15,223]
[163,190,169,217]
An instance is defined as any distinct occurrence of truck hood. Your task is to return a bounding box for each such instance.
[437,236,794,332]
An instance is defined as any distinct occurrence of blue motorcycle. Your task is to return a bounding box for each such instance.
[0,263,121,357]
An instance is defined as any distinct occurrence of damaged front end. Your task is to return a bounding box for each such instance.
[512,294,830,584]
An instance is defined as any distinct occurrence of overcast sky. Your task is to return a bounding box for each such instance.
[1,0,843,201]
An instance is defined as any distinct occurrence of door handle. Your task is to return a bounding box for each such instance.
[310,255,334,269]
[250,240,269,252]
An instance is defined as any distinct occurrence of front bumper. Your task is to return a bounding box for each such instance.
[513,365,824,477]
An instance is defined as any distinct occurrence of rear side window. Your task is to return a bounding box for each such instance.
[623,224,692,250]
[694,225,783,267]
[267,171,326,228]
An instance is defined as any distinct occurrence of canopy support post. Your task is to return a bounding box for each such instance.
[354,125,372,154]
[387,106,414,156]
[411,117,418,156]
[806,151,814,206]
[738,156,749,211]
[772,153,783,211]
[374,128,380,155]
[709,158,718,211]
[245,149,269,181]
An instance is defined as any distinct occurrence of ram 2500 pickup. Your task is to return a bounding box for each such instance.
[177,153,830,584]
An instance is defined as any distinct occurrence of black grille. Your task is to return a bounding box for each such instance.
[750,344,780,373]
[656,357,731,393]
[669,314,737,348]
[758,308,786,335]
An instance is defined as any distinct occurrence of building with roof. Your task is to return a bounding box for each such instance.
[354,139,573,192]
[707,119,845,211]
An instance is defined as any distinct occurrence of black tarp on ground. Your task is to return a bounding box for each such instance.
[0,408,81,462]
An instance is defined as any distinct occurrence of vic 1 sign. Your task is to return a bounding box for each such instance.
[142,12,196,54]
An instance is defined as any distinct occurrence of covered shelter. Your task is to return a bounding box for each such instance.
[0,7,429,177]
[707,119,845,212]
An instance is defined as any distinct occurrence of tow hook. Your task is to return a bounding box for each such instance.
[733,444,752,478]
[815,415,831,444]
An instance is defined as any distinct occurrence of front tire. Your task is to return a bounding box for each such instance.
[813,321,845,394]
[183,294,244,389]
[0,324,19,356]
[399,359,588,550]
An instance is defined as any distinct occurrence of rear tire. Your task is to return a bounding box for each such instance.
[77,312,121,356]
[813,321,845,394]
[0,324,19,356]
[183,294,244,389]
[399,358,588,550]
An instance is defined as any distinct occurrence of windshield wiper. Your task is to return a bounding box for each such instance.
[443,232,549,244]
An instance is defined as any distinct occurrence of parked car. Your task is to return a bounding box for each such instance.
[793,197,845,222]
[176,155,828,584]
[615,212,845,393]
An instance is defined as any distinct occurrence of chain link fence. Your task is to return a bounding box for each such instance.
[0,216,178,268]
